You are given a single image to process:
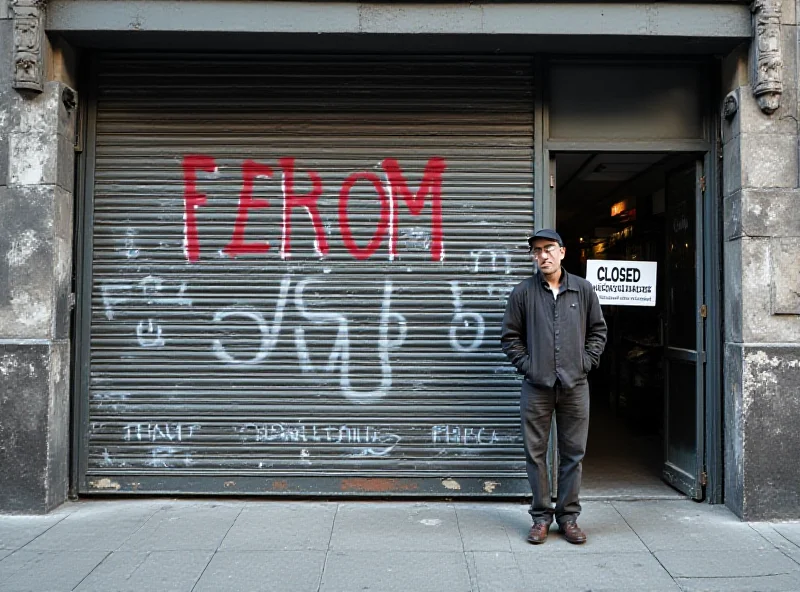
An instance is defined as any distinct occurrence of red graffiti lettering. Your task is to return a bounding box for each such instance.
[338,172,390,260]
[223,160,274,257]
[383,157,447,261]
[181,156,447,263]
[182,154,216,263]
[279,157,329,259]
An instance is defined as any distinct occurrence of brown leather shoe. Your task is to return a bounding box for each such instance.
[560,521,587,544]
[527,521,550,544]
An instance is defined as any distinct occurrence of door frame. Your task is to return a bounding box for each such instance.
[70,56,99,496]
[535,57,724,503]
[662,159,706,500]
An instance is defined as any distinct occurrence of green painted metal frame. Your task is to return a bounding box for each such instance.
[536,56,724,504]
[70,56,99,496]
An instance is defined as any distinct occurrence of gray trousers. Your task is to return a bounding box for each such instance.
[520,378,590,525]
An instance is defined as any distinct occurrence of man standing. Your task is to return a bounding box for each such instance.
[501,229,607,545]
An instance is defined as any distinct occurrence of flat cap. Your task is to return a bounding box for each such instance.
[527,228,564,247]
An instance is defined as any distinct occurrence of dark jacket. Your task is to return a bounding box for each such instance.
[501,268,607,390]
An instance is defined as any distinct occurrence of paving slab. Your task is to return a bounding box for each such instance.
[39,502,81,516]
[330,502,462,552]
[453,504,516,552]
[508,501,649,553]
[490,504,544,546]
[220,502,336,551]
[470,551,527,592]
[118,502,242,551]
[655,549,800,578]
[675,573,800,592]
[747,523,800,566]
[66,499,170,516]
[193,550,326,592]
[75,550,212,592]
[4,498,800,592]
[320,550,471,592]
[515,551,682,592]
[771,522,800,548]
[612,500,771,552]
[22,503,161,552]
[0,550,108,592]
[464,550,479,591]
[0,514,67,550]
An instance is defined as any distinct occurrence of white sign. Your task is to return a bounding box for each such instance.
[585,260,657,307]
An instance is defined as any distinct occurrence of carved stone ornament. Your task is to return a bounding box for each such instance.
[751,0,783,114]
[723,91,739,120]
[12,0,46,93]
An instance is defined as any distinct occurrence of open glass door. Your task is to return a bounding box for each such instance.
[663,161,705,500]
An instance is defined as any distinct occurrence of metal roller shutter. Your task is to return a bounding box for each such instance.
[81,54,535,495]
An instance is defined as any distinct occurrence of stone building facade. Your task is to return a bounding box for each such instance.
[0,0,798,519]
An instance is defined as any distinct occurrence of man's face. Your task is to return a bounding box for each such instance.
[530,238,565,275]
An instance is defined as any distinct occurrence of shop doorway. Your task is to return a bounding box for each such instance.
[552,152,707,500]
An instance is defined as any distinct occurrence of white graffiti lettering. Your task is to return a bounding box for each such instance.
[136,319,165,348]
[147,447,178,468]
[100,277,192,351]
[102,268,518,404]
[293,277,350,375]
[431,425,505,446]
[123,423,199,442]
[211,275,291,365]
[294,277,407,403]
[100,283,133,321]
[448,280,485,352]
[487,282,516,301]
[470,247,512,275]
[118,228,140,259]
[139,276,192,308]
[100,276,192,319]
[133,444,194,468]
[237,422,402,456]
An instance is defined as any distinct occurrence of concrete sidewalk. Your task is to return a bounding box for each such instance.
[1,499,800,592]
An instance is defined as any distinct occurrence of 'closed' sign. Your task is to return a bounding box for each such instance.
[585,260,657,307]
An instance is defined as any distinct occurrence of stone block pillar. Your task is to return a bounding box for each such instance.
[0,3,77,513]
[722,0,800,520]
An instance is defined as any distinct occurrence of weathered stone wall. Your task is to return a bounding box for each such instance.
[722,0,800,520]
[0,4,77,513]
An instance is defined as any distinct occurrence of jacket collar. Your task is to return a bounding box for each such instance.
[537,267,578,292]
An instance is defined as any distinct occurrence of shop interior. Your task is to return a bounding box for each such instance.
[553,151,699,499]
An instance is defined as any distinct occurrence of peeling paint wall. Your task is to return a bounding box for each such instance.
[740,348,800,519]
[0,12,76,513]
